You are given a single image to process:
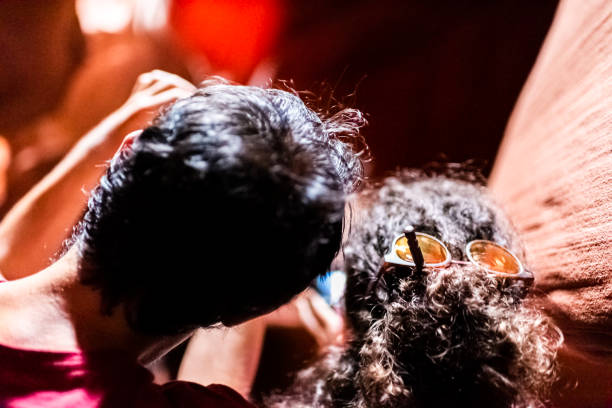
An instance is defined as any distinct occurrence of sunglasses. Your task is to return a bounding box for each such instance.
[368,226,533,295]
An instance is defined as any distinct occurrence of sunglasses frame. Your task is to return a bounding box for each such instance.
[384,231,534,281]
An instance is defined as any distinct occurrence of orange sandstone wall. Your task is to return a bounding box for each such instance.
[489,1,611,406]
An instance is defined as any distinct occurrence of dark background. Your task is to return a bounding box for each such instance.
[274,0,559,176]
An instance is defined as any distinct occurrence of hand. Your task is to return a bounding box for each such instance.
[120,69,197,130]
[264,289,345,347]
[78,70,197,155]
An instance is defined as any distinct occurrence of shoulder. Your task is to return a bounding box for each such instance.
[161,381,256,408]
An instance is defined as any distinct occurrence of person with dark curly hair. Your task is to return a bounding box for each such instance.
[0,71,365,407]
[267,171,562,408]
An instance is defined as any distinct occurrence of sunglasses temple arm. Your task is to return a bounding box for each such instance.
[404,226,424,273]
[520,268,536,282]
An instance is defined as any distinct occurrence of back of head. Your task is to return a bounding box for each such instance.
[270,171,560,408]
[76,79,365,335]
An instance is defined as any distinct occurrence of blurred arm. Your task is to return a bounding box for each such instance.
[176,289,344,399]
[489,1,611,406]
[177,318,266,398]
[0,110,132,279]
[0,70,195,280]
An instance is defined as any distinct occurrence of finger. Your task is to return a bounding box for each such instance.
[131,72,157,93]
[139,75,197,98]
[131,70,196,97]
[152,87,193,104]
[145,81,188,97]
[295,296,329,347]
[306,294,343,345]
[123,88,192,133]
[308,291,344,335]
[147,70,197,93]
[137,88,193,112]
[142,80,178,97]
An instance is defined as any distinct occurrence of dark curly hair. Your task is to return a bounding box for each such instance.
[267,171,561,408]
[74,79,366,335]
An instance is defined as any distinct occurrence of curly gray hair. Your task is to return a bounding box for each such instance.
[267,172,561,408]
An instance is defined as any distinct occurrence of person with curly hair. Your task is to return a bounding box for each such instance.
[268,171,561,408]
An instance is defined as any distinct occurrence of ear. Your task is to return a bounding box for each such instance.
[117,129,142,153]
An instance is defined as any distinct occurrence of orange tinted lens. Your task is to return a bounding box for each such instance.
[468,241,520,274]
[395,234,448,265]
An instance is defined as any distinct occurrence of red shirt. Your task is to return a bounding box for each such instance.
[0,342,255,408]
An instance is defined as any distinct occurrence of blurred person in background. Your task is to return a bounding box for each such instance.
[0,0,189,217]
[0,0,559,215]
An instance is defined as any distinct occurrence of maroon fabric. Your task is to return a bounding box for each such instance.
[489,1,612,406]
[0,342,255,408]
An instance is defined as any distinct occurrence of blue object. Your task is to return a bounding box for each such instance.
[312,270,346,307]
